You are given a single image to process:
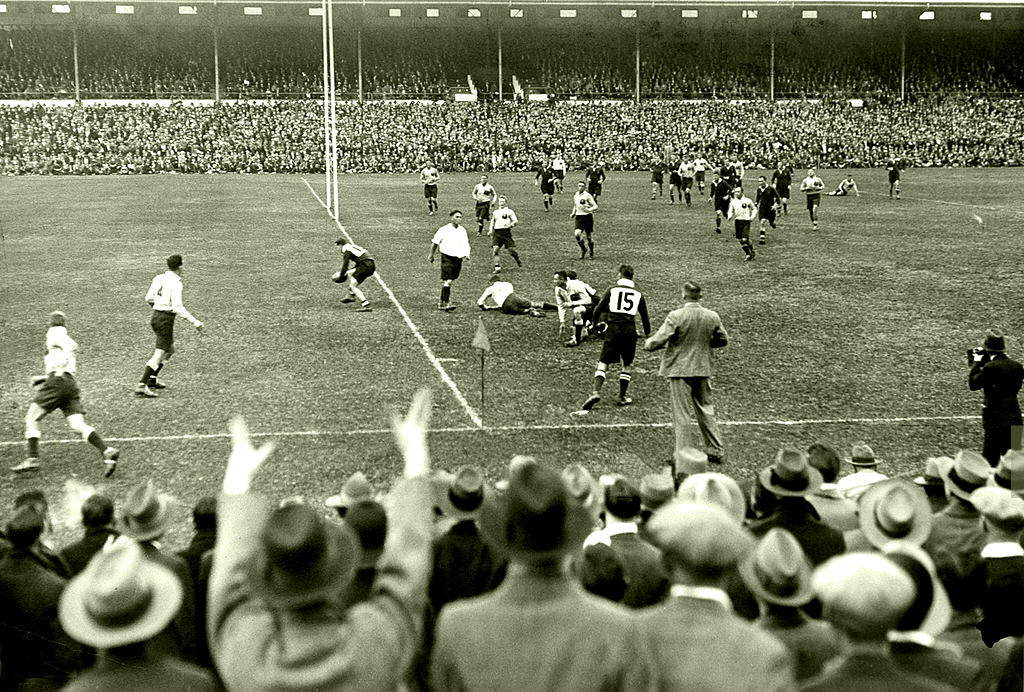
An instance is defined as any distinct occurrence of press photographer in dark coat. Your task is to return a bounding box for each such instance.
[969,329,1024,466]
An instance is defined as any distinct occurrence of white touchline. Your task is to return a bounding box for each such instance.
[0,414,981,447]
[302,177,484,428]
[862,190,1024,216]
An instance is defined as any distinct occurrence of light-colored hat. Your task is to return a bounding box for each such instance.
[759,448,823,498]
[677,473,746,523]
[942,450,991,501]
[639,473,675,511]
[858,480,933,549]
[913,456,954,488]
[739,528,814,608]
[438,466,489,520]
[59,539,182,649]
[971,486,1024,534]
[325,471,373,509]
[847,443,881,468]
[647,502,753,572]
[883,541,952,637]
[119,480,173,542]
[993,449,1024,494]
[813,552,915,638]
[674,447,709,476]
[562,464,600,515]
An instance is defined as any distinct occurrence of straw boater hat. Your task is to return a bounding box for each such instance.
[971,487,1024,534]
[813,552,915,638]
[119,480,173,542]
[942,449,991,501]
[913,456,954,489]
[739,528,815,608]
[858,479,933,549]
[674,447,710,476]
[759,448,823,498]
[438,466,489,520]
[251,503,361,609]
[59,539,182,649]
[847,443,881,468]
[677,473,746,523]
[639,473,675,512]
[993,449,1024,495]
[325,471,374,510]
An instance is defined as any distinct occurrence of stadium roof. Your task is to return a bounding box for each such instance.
[7,0,1024,6]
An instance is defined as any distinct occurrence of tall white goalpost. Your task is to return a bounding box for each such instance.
[321,0,339,220]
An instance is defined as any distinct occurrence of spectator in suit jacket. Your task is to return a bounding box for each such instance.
[431,460,652,691]
[60,493,118,577]
[968,328,1023,466]
[914,456,953,514]
[588,477,668,607]
[802,552,956,691]
[845,479,932,552]
[884,542,984,691]
[923,450,990,570]
[209,392,436,690]
[835,443,889,501]
[806,442,858,532]
[177,496,216,589]
[340,498,388,607]
[739,528,842,682]
[58,539,216,691]
[970,486,1024,646]
[119,480,196,662]
[575,538,628,602]
[749,448,846,566]
[638,502,793,691]
[13,489,71,578]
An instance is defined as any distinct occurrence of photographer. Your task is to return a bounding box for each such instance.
[968,329,1024,466]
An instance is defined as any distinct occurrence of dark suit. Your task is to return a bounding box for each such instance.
[978,552,1024,646]
[638,594,793,691]
[890,639,985,691]
[605,527,668,608]
[60,526,118,576]
[431,569,652,691]
[177,527,216,590]
[801,652,958,691]
[61,651,217,691]
[922,498,986,573]
[139,541,196,663]
[938,611,1011,692]
[759,609,842,682]
[969,353,1023,465]
[748,498,845,566]
[429,520,507,615]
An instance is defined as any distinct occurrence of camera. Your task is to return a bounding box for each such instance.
[967,347,991,365]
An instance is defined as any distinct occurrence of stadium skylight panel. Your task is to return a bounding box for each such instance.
[980,11,992,19]
[51,4,70,13]
[178,5,197,14]
[802,10,818,19]
[861,10,877,19]
[243,6,262,15]
[919,10,934,19]
[426,8,439,17]
[621,9,637,18]
[681,9,698,18]
[560,9,577,17]
[115,5,134,14]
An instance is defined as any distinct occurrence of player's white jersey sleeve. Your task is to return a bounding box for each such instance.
[44,326,77,375]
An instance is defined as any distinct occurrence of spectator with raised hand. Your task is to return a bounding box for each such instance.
[208,389,435,690]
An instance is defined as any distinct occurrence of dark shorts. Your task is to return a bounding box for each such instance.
[33,373,84,416]
[734,219,752,240]
[669,172,682,186]
[587,182,602,197]
[651,173,663,184]
[715,200,730,216]
[491,229,515,250]
[440,254,463,281]
[600,328,638,367]
[500,293,533,315]
[351,259,376,284]
[695,171,705,183]
[889,171,900,183]
[424,184,437,199]
[554,169,565,180]
[776,184,791,199]
[574,214,594,233]
[760,207,777,225]
[151,310,176,352]
[806,193,821,210]
[541,182,555,195]
[475,202,491,223]
[682,177,694,191]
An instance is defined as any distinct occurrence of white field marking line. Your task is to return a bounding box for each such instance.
[0,414,981,447]
[301,177,484,428]
[861,190,1024,216]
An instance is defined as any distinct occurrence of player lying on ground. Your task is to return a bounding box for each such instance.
[477,275,556,318]
[827,175,861,197]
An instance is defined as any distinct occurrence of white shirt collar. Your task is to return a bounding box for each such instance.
[670,584,732,610]
[616,278,635,288]
[981,542,1024,559]
[888,630,935,648]
[602,520,638,537]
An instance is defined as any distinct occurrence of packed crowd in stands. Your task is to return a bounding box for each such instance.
[1,390,1022,690]
[1,98,1022,175]
[2,25,1023,100]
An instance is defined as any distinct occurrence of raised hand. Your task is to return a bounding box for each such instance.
[392,388,432,478]
[222,415,276,495]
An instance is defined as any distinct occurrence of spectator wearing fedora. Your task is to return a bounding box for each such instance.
[844,479,933,552]
[59,540,216,691]
[341,499,389,608]
[325,471,375,516]
[802,552,956,691]
[562,463,603,530]
[968,328,1023,466]
[209,393,436,690]
[431,461,652,692]
[638,472,674,536]
[638,502,793,691]
[805,442,858,532]
[177,496,216,668]
[644,281,729,466]
[835,442,888,501]
[0,505,84,690]
[884,542,984,691]
[992,449,1023,499]
[740,528,842,682]
[923,450,990,571]
[119,480,196,662]
[971,487,1024,646]
[589,478,668,608]
[915,457,954,514]
[749,448,845,566]
[429,465,507,615]
[61,492,119,577]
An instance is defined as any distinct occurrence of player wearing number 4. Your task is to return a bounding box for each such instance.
[332,239,375,312]
[573,265,651,413]
[136,254,203,398]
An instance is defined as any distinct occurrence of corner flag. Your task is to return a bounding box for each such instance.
[472,316,490,352]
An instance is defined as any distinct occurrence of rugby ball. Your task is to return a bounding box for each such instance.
[331,271,344,283]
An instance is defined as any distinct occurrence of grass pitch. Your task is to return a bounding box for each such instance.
[1,169,1022,546]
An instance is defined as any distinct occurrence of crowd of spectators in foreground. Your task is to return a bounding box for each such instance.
[1,391,1022,690]
[1,98,1022,175]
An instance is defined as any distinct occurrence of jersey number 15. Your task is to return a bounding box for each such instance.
[610,287,640,315]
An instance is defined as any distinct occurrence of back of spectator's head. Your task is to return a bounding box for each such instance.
[14,489,48,514]
[59,539,182,649]
[49,310,66,327]
[325,471,374,517]
[639,473,674,513]
[682,282,702,300]
[931,547,984,614]
[739,528,814,609]
[576,540,627,602]
[993,449,1023,496]
[673,447,709,484]
[883,542,951,636]
[913,456,953,495]
[562,464,601,525]
[677,473,746,524]
[81,493,115,529]
[192,496,217,531]
[648,502,753,584]
[971,486,1024,536]
[806,442,841,484]
[813,552,915,641]
[253,503,360,609]
[857,479,932,549]
[847,442,880,469]
[343,500,388,568]
[604,478,641,520]
[6,505,44,548]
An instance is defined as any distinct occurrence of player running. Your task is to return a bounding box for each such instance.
[679,158,697,207]
[489,195,523,271]
[420,161,440,215]
[14,311,120,477]
[650,159,666,200]
[887,157,902,199]
[573,264,651,413]
[708,171,732,234]
[551,153,567,193]
[692,155,709,194]
[771,161,794,214]
[332,239,375,312]
[472,174,497,236]
[570,181,599,259]
[727,187,758,261]
[755,175,781,245]
[534,164,557,212]
[800,168,825,231]
[668,158,683,205]
[586,162,606,200]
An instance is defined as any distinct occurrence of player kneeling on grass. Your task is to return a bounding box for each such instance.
[332,239,375,312]
[14,311,119,477]
[478,274,555,318]
[827,175,861,197]
[554,271,595,347]
[573,265,651,414]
